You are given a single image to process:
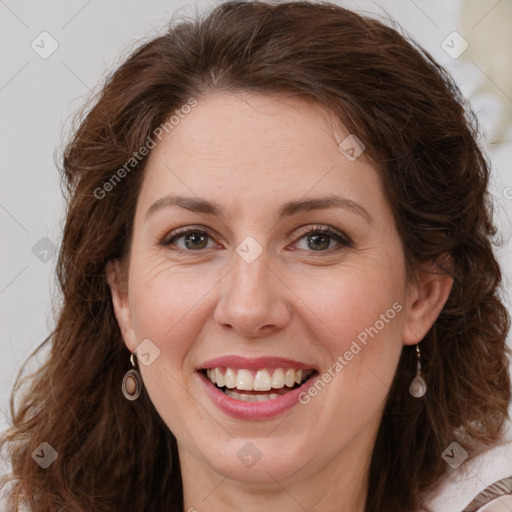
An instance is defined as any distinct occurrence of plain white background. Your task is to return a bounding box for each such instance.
[1,1,511,510]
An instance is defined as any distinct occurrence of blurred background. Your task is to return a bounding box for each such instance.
[1,1,511,510]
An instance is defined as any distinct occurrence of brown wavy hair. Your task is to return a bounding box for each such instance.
[1,1,510,511]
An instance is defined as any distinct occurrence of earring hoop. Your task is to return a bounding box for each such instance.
[122,353,142,401]
[409,343,427,398]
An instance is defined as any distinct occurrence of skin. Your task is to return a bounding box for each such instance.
[482,496,512,511]
[108,92,453,512]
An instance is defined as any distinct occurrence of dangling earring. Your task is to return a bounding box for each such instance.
[122,353,142,401]
[409,343,427,398]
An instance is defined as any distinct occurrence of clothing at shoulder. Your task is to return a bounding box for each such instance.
[460,476,512,512]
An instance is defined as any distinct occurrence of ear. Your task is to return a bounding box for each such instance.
[402,263,454,346]
[106,259,137,351]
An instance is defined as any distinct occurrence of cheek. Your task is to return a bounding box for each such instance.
[126,265,217,434]
[293,273,404,432]
[297,267,404,350]
[129,272,211,356]
[293,265,406,419]
[125,253,233,386]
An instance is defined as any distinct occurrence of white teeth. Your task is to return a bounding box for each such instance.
[285,369,295,388]
[236,369,254,391]
[215,368,225,387]
[253,369,272,391]
[225,390,280,402]
[205,367,313,392]
[271,368,285,388]
[224,368,236,389]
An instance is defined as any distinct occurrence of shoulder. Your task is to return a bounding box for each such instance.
[461,476,512,511]
[423,430,512,512]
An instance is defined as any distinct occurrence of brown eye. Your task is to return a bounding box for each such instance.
[294,226,352,252]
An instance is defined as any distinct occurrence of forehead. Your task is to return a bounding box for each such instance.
[136,92,387,223]
[151,91,349,164]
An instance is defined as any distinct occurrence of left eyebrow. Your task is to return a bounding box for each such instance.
[145,194,373,224]
[278,196,373,224]
[145,195,221,221]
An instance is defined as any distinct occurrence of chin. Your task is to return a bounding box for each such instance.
[194,434,313,483]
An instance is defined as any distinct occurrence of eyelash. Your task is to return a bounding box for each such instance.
[161,225,352,255]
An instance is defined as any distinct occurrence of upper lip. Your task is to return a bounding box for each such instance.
[198,355,317,371]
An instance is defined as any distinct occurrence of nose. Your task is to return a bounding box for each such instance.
[213,249,292,337]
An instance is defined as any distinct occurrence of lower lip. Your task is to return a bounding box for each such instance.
[199,371,317,421]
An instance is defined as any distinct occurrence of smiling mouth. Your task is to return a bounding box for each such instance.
[200,367,317,402]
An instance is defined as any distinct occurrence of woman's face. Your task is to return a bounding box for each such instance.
[109,92,450,502]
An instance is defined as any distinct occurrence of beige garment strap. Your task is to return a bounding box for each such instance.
[461,476,512,512]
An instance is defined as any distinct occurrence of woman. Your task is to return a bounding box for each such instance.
[1,1,510,511]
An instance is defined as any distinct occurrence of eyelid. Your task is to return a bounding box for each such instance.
[293,224,352,246]
[161,224,353,252]
[161,225,217,245]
